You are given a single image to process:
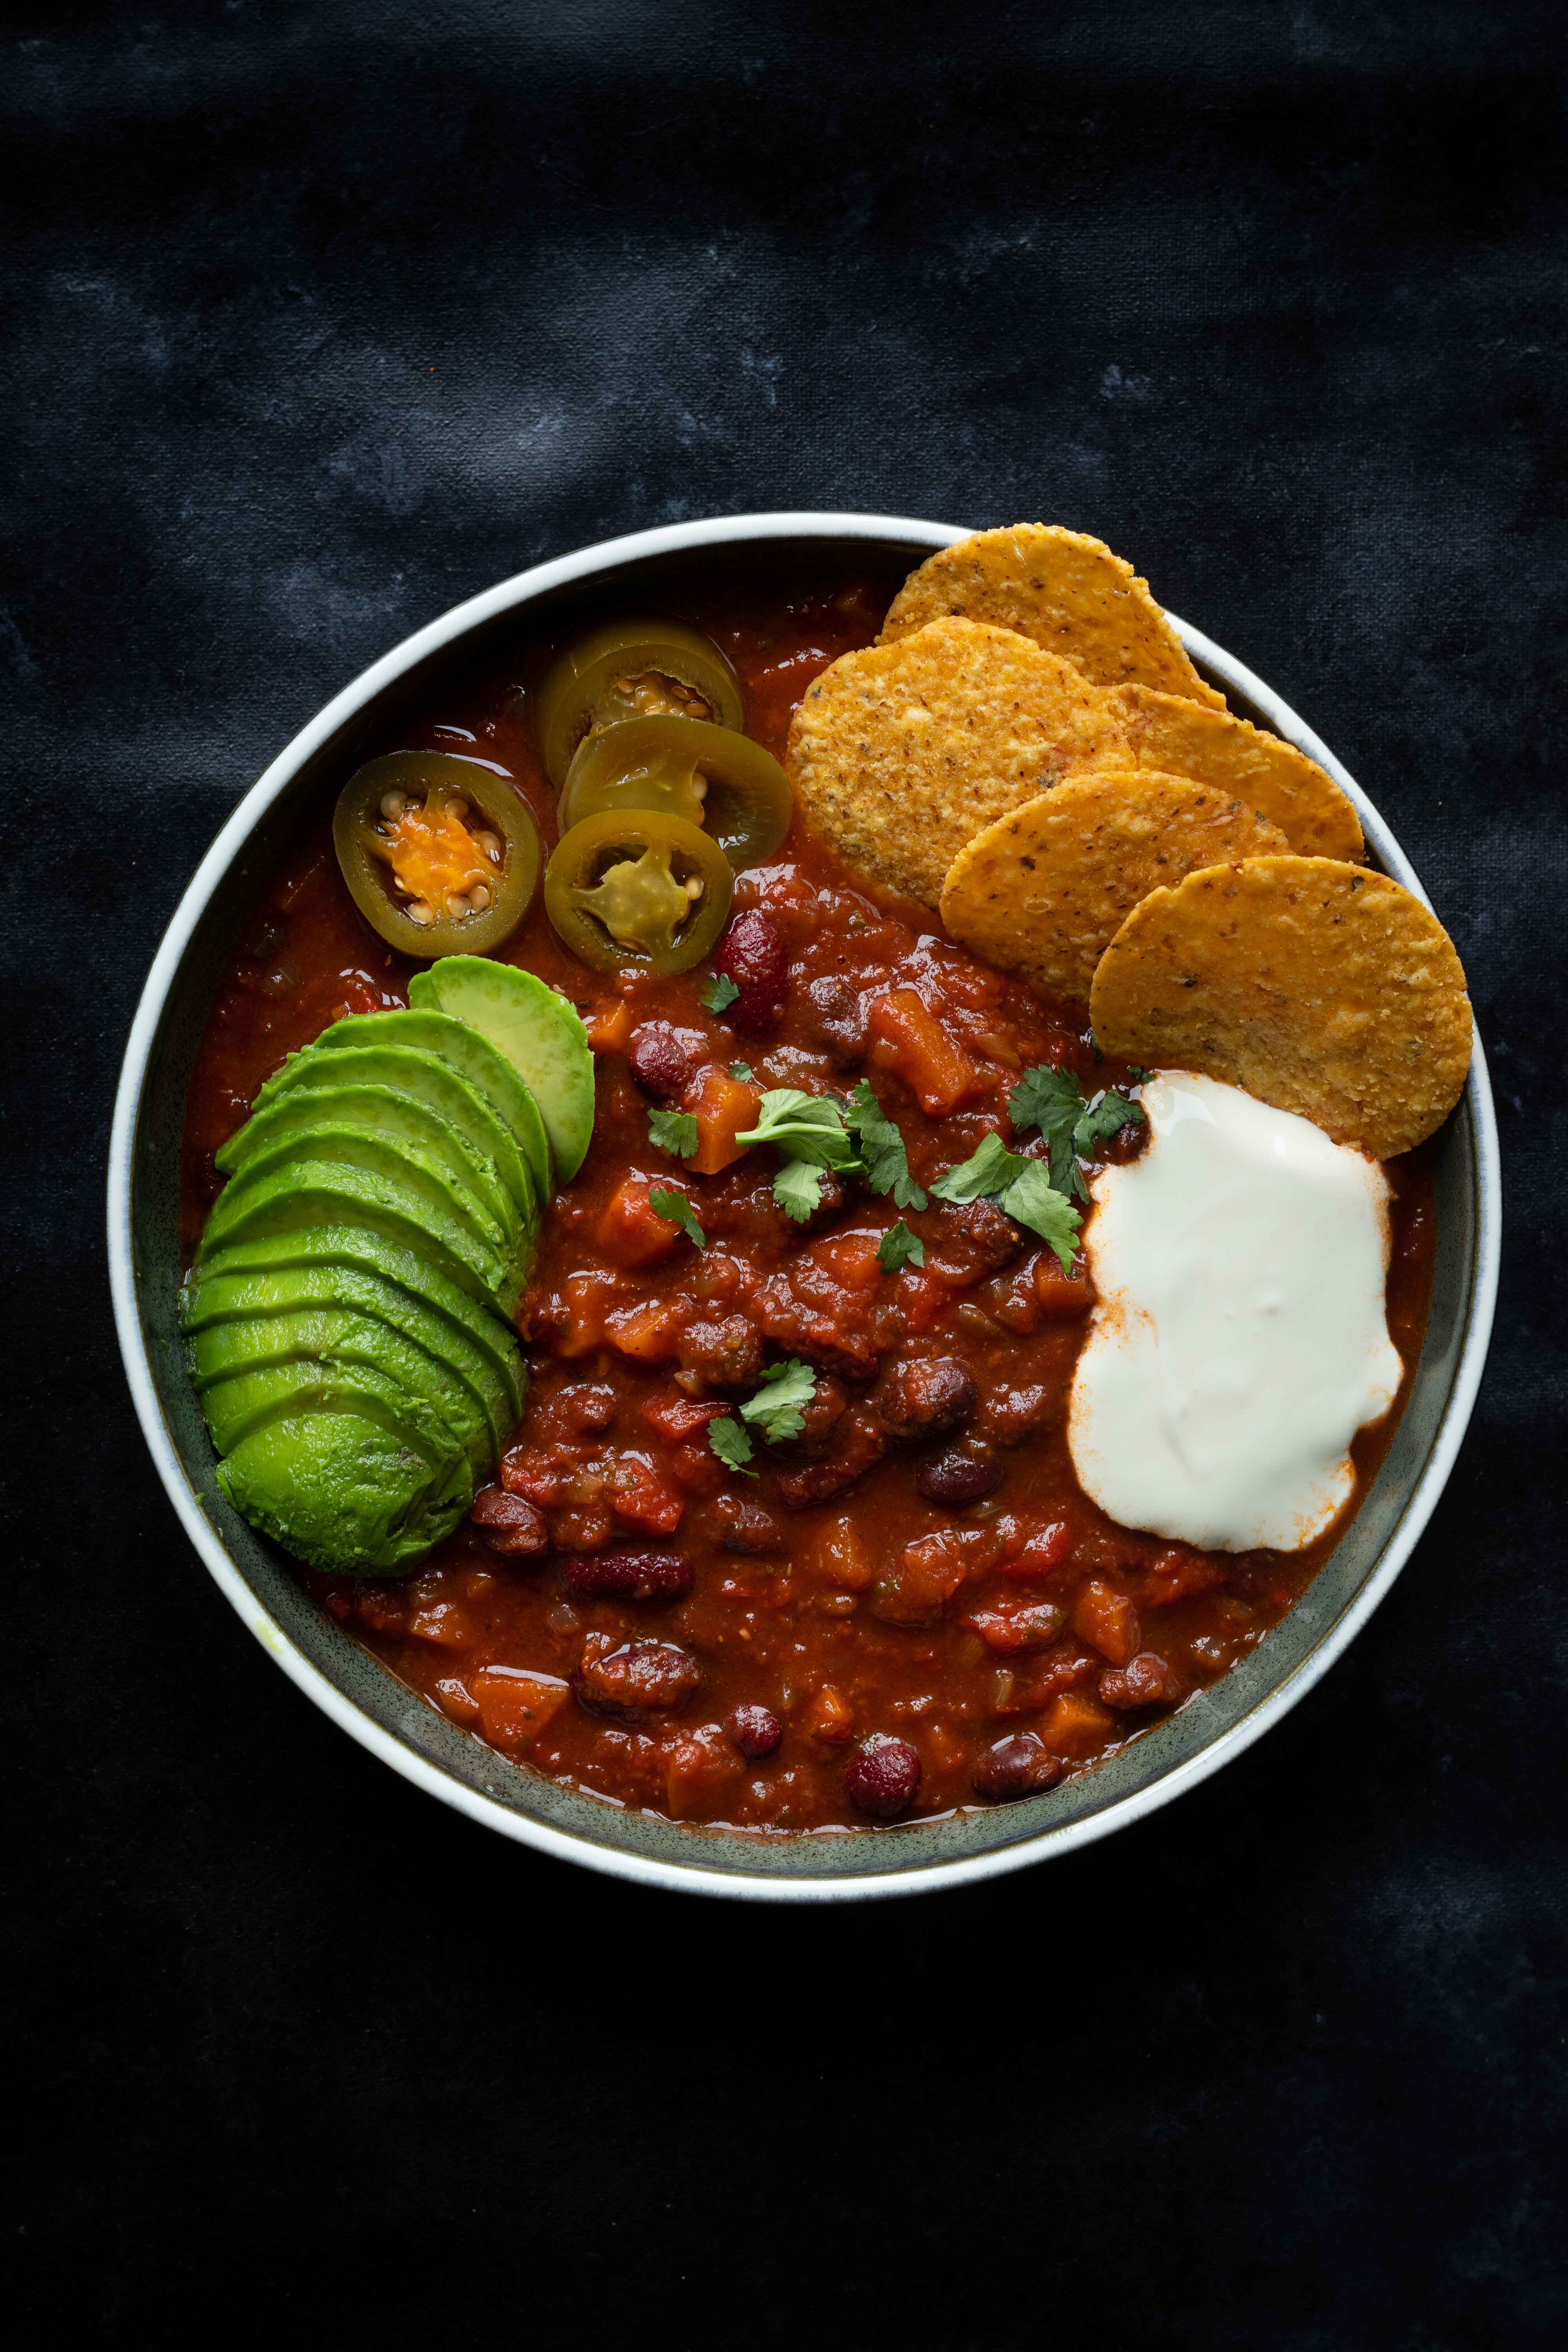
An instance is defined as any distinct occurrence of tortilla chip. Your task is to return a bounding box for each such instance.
[880,524,1225,708]
[1090,857,1471,1158]
[1116,684,1364,861]
[786,617,1131,909]
[941,773,1289,1009]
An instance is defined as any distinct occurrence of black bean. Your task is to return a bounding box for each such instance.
[971,1733,1065,1802]
[915,1445,1002,1506]
[878,1356,978,1442]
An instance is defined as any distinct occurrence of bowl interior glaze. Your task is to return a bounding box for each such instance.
[110,515,1499,1902]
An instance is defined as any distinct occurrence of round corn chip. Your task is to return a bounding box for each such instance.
[880,524,1225,709]
[786,616,1131,909]
[941,773,1290,1009]
[1116,684,1364,862]
[1090,857,1472,1158]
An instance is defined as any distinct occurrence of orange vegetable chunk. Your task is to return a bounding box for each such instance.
[471,1667,569,1751]
[596,1175,682,1268]
[866,988,978,1114]
[687,1066,761,1174]
[1071,1578,1141,1666]
[1039,1688,1116,1757]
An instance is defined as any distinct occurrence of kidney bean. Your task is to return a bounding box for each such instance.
[627,1022,696,1098]
[843,1733,922,1820]
[559,1547,694,1603]
[727,1702,784,1759]
[1099,1651,1183,1710]
[877,1356,978,1442]
[971,1733,1066,1802]
[713,910,788,1029]
[915,1444,1002,1506]
[573,1636,702,1719]
[468,1487,548,1558]
[716,1497,784,1554]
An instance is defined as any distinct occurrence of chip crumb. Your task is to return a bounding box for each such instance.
[1114,685,1364,862]
[786,617,1132,909]
[941,771,1290,1008]
[1089,856,1472,1158]
[880,524,1225,708]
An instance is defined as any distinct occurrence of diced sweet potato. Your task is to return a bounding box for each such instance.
[1038,1688,1116,1758]
[866,988,978,1114]
[1035,1251,1094,1316]
[554,1271,623,1357]
[471,1667,570,1751]
[596,1176,681,1269]
[686,1066,762,1174]
[805,1686,855,1742]
[1071,1578,1141,1666]
[807,1514,875,1591]
[585,998,633,1052]
[604,1299,685,1363]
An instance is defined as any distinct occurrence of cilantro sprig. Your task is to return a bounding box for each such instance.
[1007,1063,1143,1202]
[733,1082,924,1224]
[877,1219,924,1274]
[931,1130,1083,1272]
[846,1080,927,1211]
[647,1107,699,1160]
[707,1359,818,1474]
[648,1184,705,1249]
[701,972,740,1013]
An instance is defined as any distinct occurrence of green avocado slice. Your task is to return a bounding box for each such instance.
[196,1161,524,1316]
[209,1120,509,1261]
[182,1264,516,1459]
[198,1348,474,1472]
[216,1409,472,1575]
[216,1083,524,1254]
[184,1224,524,1417]
[188,1305,494,1477]
[249,1042,538,1227]
[410,957,594,1181]
[308,1008,553,1201]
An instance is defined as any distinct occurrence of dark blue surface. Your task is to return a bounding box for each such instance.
[6,5,1565,2343]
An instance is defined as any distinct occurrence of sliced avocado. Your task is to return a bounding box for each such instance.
[181,1263,516,1458]
[183,1223,524,1417]
[410,957,594,1181]
[217,1409,471,1575]
[216,1084,524,1253]
[211,1120,509,1261]
[188,1305,493,1477]
[197,1161,524,1316]
[249,1042,538,1227]
[309,1009,553,1201]
[198,1348,474,1472]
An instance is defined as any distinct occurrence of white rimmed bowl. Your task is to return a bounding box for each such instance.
[108,513,1501,1902]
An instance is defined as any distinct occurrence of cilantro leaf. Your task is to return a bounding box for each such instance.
[728,1060,755,1081]
[846,1080,927,1210]
[1127,1065,1153,1085]
[1074,1087,1143,1152]
[736,1089,862,1169]
[737,1359,818,1445]
[1008,1062,1143,1201]
[701,972,741,1013]
[930,1129,1033,1204]
[772,1157,827,1223]
[647,1107,699,1160]
[648,1184,705,1249]
[877,1219,924,1274]
[708,1416,757,1475]
[996,1162,1083,1275]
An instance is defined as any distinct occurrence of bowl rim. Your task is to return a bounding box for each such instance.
[107,510,1501,1902]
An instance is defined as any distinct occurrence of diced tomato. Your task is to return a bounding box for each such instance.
[595,1175,681,1269]
[1038,1688,1116,1757]
[897,1267,956,1334]
[1071,1579,1142,1666]
[665,1731,731,1820]
[584,998,633,1052]
[639,1392,728,1444]
[873,1529,989,1626]
[686,1066,761,1174]
[866,988,978,1114]
[812,1227,885,1292]
[662,1437,726,1497]
[604,1298,684,1363]
[1035,1252,1094,1316]
[1142,1548,1227,1607]
[608,1452,685,1535]
[961,1602,1066,1654]
[995,1518,1074,1579]
[470,1667,570,1751]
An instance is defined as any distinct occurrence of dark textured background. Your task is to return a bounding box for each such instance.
[6,4,1566,2344]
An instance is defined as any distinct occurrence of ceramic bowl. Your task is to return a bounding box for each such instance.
[108,514,1500,1901]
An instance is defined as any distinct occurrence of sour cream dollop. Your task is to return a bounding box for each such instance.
[1067,1072,1402,1553]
